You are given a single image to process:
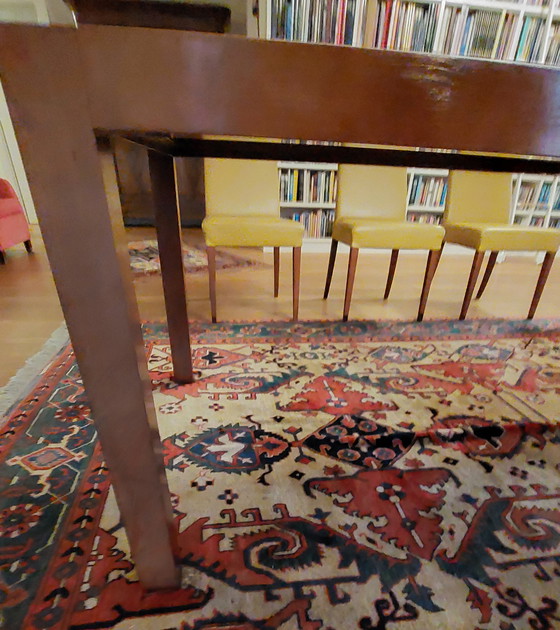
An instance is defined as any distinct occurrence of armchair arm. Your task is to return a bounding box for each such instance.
[0,178,17,199]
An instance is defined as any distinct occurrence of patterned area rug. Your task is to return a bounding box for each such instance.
[128,239,265,275]
[2,319,560,630]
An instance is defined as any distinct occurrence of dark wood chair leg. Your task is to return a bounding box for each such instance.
[292,246,301,321]
[207,246,217,323]
[475,250,498,299]
[384,249,399,300]
[460,251,484,320]
[273,246,280,297]
[323,239,338,299]
[417,248,442,322]
[343,247,359,322]
[528,251,555,319]
[24,239,33,253]
[0,250,4,264]
[149,150,194,384]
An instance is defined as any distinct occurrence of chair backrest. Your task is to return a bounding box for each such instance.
[444,170,512,224]
[336,165,408,219]
[204,158,279,217]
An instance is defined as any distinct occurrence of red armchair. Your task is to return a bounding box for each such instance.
[0,178,32,264]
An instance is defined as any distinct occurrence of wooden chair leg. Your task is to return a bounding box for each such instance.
[24,239,33,253]
[273,246,280,297]
[343,247,359,322]
[528,251,555,319]
[460,251,484,320]
[417,248,442,322]
[0,250,4,264]
[292,246,301,321]
[475,250,498,299]
[207,246,217,323]
[384,249,399,300]
[323,239,338,299]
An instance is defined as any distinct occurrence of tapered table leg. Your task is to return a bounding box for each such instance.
[149,150,194,384]
[0,33,180,589]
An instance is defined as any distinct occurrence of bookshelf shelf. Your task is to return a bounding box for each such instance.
[280,202,337,208]
[278,161,338,240]
[407,205,444,212]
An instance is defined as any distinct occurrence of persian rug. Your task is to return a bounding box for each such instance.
[2,319,560,630]
[128,239,265,276]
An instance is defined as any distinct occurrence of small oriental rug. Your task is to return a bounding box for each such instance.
[128,239,264,276]
[2,319,560,630]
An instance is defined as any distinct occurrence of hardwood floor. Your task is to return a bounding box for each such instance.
[1,224,559,387]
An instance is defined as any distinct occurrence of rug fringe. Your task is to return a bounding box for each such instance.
[0,322,70,424]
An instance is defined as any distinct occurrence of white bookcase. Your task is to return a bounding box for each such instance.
[258,0,560,250]
[511,173,560,228]
[406,167,448,224]
[262,0,560,67]
[278,161,338,246]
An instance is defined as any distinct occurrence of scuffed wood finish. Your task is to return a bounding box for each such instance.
[77,26,560,159]
[0,26,179,588]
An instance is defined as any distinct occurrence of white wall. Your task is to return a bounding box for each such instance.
[0,0,74,223]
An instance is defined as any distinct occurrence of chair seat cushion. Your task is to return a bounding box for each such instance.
[444,222,560,252]
[202,216,304,248]
[332,217,445,249]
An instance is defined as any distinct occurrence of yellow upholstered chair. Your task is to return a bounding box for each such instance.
[444,171,560,319]
[202,158,304,322]
[323,165,445,321]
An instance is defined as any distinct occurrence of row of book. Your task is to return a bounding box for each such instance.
[290,209,336,237]
[442,8,502,57]
[408,175,447,208]
[373,0,438,51]
[279,168,338,204]
[545,24,560,65]
[269,0,368,45]
[517,181,554,211]
[406,212,443,224]
[515,15,545,62]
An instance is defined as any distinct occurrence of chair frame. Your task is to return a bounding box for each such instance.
[323,240,442,321]
[206,244,301,322]
[458,248,555,320]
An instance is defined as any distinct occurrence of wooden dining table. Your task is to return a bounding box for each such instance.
[1,23,560,589]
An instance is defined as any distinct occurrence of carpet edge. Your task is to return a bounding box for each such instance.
[0,322,70,423]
